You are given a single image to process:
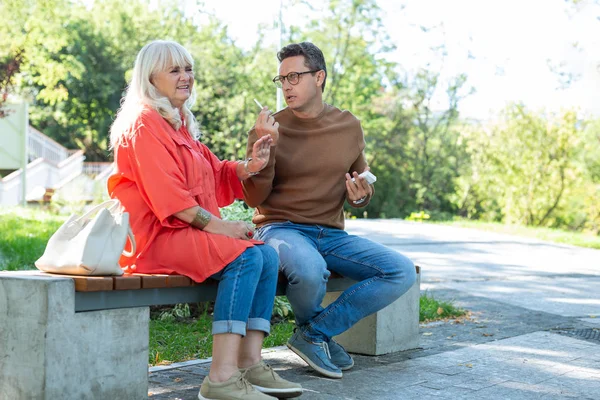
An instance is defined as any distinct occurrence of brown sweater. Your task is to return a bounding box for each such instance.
[243,104,371,230]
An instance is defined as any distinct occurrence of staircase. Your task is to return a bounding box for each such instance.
[0,127,113,205]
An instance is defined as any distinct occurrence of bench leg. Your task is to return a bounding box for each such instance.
[0,276,149,400]
[322,266,420,355]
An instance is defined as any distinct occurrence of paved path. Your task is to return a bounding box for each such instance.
[149,219,600,399]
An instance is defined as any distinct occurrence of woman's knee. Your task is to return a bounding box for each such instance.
[236,246,264,276]
[257,244,279,273]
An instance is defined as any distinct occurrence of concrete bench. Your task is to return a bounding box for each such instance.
[0,266,420,400]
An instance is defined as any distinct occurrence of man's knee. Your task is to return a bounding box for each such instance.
[285,261,330,289]
[378,249,417,286]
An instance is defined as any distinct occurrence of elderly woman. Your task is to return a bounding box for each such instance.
[108,40,302,400]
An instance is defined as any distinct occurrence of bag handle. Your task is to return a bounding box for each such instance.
[122,226,136,257]
[76,199,137,257]
[76,199,121,224]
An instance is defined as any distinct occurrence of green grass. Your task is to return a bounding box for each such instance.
[149,315,295,366]
[420,292,467,322]
[0,207,67,271]
[433,219,600,250]
[149,294,466,366]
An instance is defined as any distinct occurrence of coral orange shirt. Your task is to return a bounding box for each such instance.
[107,108,256,282]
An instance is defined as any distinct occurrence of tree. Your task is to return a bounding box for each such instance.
[23,0,209,160]
[188,21,275,161]
[457,105,584,227]
[367,70,470,218]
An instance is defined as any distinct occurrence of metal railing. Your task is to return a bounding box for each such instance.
[27,127,69,164]
[82,162,113,177]
[0,151,85,205]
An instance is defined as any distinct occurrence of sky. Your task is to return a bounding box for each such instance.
[191,0,600,119]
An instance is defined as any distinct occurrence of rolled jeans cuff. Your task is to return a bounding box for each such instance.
[248,317,271,336]
[212,320,246,336]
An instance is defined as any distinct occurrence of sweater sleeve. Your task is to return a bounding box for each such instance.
[242,128,277,207]
[347,121,374,208]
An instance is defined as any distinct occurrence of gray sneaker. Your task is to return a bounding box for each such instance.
[241,361,303,398]
[327,340,354,371]
[198,371,276,400]
[286,330,342,379]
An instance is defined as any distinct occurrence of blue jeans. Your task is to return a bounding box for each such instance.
[210,245,278,336]
[256,221,416,341]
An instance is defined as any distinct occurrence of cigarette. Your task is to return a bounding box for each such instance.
[253,98,263,109]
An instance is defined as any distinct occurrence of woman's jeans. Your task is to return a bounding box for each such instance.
[210,244,278,336]
[256,221,416,342]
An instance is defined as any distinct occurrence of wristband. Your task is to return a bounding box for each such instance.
[353,196,367,205]
[244,158,260,176]
[191,207,212,229]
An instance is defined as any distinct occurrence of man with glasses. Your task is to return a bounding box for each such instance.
[243,42,416,379]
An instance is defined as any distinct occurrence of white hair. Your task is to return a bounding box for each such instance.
[110,40,200,148]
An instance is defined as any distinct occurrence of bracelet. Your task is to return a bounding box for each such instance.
[353,196,367,205]
[191,207,212,229]
[243,158,260,176]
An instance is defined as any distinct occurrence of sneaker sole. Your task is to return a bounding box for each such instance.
[339,358,354,371]
[199,391,278,400]
[287,343,343,379]
[254,385,303,398]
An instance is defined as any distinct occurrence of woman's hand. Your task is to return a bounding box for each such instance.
[345,168,373,205]
[173,206,254,239]
[246,135,273,174]
[204,218,255,240]
[254,107,279,145]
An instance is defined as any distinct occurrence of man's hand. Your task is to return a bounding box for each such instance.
[254,107,279,145]
[345,168,373,205]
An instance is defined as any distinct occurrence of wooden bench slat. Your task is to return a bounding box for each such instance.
[166,275,192,287]
[113,275,142,290]
[71,276,114,292]
[135,274,170,289]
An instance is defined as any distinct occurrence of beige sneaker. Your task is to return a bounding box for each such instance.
[198,370,277,400]
[241,361,303,398]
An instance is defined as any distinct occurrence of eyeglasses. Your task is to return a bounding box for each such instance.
[272,70,320,88]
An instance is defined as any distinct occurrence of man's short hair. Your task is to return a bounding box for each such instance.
[277,42,327,93]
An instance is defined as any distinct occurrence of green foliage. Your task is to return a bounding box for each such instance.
[190,25,275,161]
[407,211,431,222]
[220,201,254,223]
[363,70,471,218]
[0,207,66,271]
[455,105,590,230]
[273,296,295,320]
[420,292,467,322]
[0,0,81,105]
[23,0,204,160]
[158,303,192,322]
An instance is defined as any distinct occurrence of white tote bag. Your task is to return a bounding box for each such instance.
[35,200,136,276]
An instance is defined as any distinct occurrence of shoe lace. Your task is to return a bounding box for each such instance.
[321,341,332,359]
[261,362,278,380]
[237,371,255,393]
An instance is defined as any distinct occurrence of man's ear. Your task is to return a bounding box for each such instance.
[316,70,326,87]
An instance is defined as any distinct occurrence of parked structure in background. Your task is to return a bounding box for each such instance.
[0,103,113,206]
